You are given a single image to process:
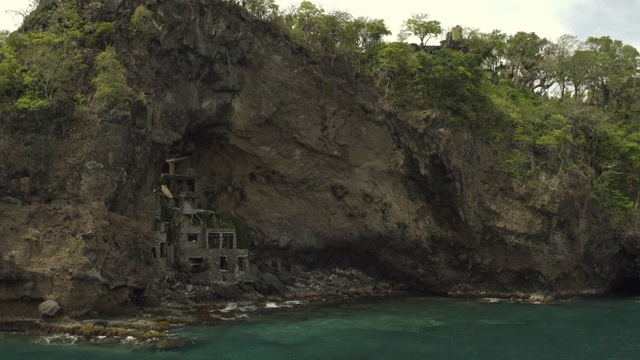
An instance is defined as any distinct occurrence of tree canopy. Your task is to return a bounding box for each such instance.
[398,13,442,47]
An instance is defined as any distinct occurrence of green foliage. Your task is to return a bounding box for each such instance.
[67,236,84,252]
[128,5,152,40]
[22,228,42,242]
[412,49,485,115]
[0,1,120,114]
[91,47,133,113]
[0,42,22,101]
[398,13,442,47]
[465,29,507,75]
[500,150,529,179]
[93,22,116,46]
[282,1,390,62]
[245,0,279,20]
[15,91,51,110]
[0,31,9,45]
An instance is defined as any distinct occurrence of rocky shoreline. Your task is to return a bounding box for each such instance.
[0,266,415,348]
[0,285,604,350]
[0,291,411,351]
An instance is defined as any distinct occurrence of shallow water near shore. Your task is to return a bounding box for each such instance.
[2,296,640,359]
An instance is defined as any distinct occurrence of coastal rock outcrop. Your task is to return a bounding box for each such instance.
[0,0,639,316]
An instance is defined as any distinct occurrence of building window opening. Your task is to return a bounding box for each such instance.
[173,198,180,208]
[152,247,157,259]
[187,233,198,242]
[160,242,167,258]
[238,257,247,272]
[186,179,195,192]
[189,257,205,272]
[209,233,232,249]
[189,258,204,272]
[220,256,229,271]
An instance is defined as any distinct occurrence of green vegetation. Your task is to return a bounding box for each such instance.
[128,5,152,40]
[398,13,442,46]
[3,0,640,224]
[92,47,132,113]
[22,228,42,242]
[67,236,84,251]
[0,1,126,114]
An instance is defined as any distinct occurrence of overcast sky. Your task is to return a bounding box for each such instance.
[1,0,639,49]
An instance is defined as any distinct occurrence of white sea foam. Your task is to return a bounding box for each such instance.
[239,305,258,312]
[220,302,238,313]
[120,336,137,344]
[34,334,79,346]
[482,298,502,303]
[265,300,307,309]
[283,300,306,306]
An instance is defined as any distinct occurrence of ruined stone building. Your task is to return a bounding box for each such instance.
[152,156,251,284]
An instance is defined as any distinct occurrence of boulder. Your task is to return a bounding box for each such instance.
[194,287,211,302]
[190,271,215,286]
[175,272,190,284]
[213,284,240,299]
[278,270,293,285]
[261,272,288,294]
[38,300,61,317]
[142,295,162,308]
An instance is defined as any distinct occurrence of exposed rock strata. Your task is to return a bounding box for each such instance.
[0,0,639,316]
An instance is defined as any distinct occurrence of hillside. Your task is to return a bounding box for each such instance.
[0,0,639,316]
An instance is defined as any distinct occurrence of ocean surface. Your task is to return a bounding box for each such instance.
[2,296,640,359]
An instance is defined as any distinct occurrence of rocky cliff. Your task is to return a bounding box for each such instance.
[1,0,639,316]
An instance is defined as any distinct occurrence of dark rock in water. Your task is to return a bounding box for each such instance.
[38,300,61,317]
[262,272,288,294]
[190,271,215,286]
[142,295,162,308]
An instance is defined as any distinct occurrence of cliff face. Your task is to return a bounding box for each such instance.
[0,0,638,315]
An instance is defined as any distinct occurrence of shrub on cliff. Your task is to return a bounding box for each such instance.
[91,47,133,113]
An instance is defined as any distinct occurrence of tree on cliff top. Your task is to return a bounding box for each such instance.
[398,13,442,47]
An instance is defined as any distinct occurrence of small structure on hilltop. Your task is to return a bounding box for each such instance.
[419,25,466,53]
[152,156,251,286]
[440,25,465,50]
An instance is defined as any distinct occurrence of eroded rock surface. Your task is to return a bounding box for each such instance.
[0,0,639,316]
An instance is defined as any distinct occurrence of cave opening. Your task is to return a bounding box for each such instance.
[610,276,640,295]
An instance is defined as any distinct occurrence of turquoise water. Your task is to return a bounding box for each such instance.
[2,296,640,359]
